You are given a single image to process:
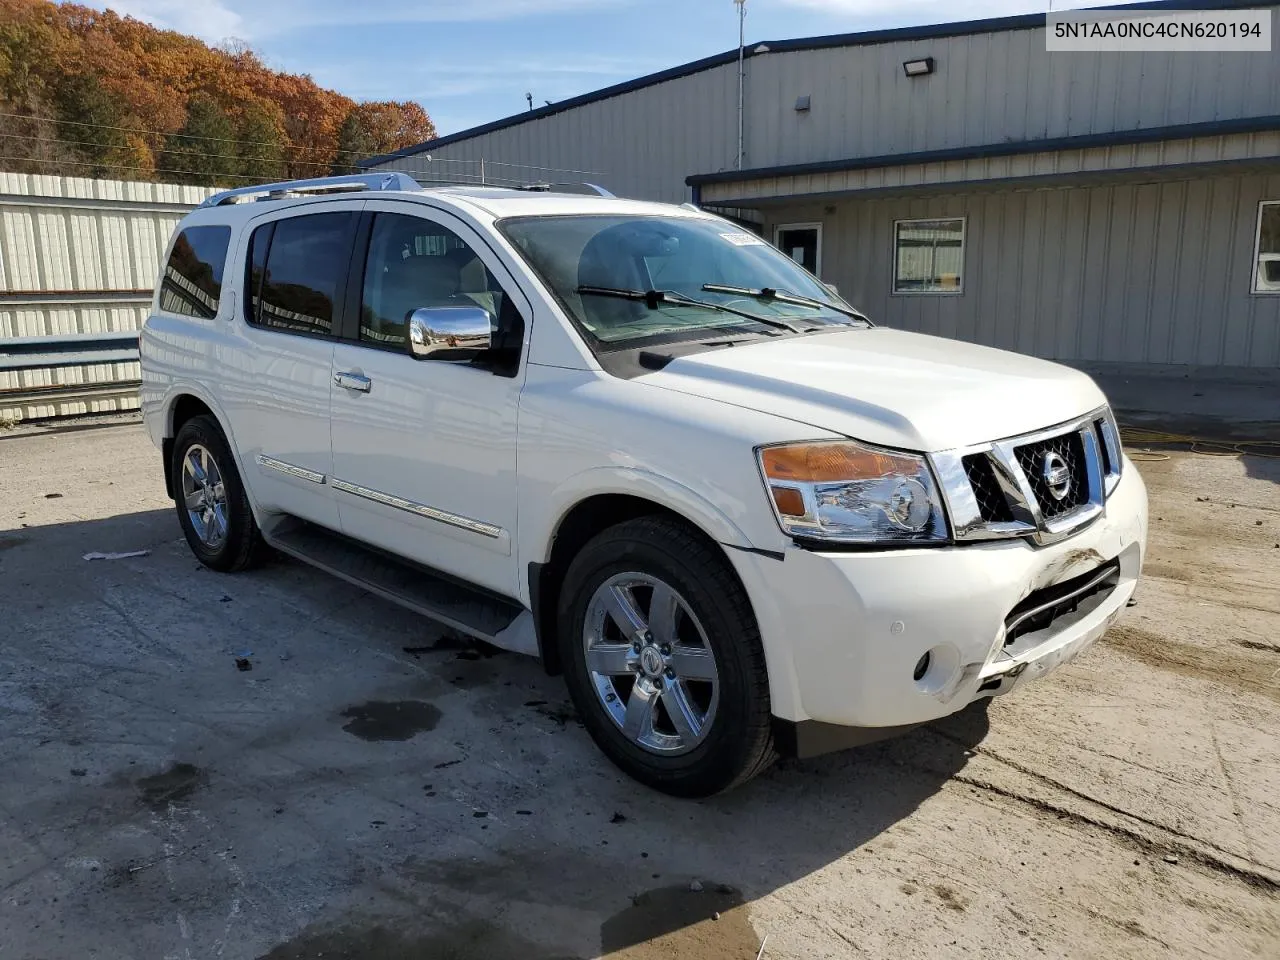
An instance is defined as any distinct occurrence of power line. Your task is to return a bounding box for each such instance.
[0,153,533,188]
[0,153,271,183]
[0,110,604,179]
[0,130,327,170]
[471,158,603,176]
[0,110,443,162]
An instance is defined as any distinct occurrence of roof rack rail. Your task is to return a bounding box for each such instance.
[511,182,616,197]
[199,172,422,208]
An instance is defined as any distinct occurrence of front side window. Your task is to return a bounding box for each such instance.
[893,218,965,294]
[247,212,356,335]
[1254,201,1280,294]
[500,214,859,350]
[159,225,231,319]
[362,214,488,345]
[359,212,524,372]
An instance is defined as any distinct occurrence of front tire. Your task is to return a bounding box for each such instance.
[172,415,264,572]
[557,516,775,797]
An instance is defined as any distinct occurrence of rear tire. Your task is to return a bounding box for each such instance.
[172,415,264,572]
[557,516,775,797]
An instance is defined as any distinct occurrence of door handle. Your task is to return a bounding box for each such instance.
[334,372,372,393]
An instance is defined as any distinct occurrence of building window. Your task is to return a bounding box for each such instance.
[893,218,965,294]
[1253,201,1280,294]
[774,222,822,277]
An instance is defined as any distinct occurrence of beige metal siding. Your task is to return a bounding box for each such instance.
[374,62,742,203]
[0,174,215,421]
[745,26,1278,168]
[374,10,1280,201]
[765,171,1280,369]
[699,130,1280,205]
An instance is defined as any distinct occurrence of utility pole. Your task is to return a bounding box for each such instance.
[735,0,747,170]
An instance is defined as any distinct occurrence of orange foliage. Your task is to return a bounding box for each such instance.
[0,0,436,182]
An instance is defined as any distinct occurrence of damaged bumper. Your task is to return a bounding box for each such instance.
[728,462,1148,739]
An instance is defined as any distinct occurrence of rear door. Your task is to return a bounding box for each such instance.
[328,202,529,598]
[222,203,362,530]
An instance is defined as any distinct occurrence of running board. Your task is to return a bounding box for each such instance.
[261,517,526,645]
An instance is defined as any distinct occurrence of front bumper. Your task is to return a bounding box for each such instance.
[728,461,1147,735]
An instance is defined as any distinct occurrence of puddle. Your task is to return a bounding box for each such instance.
[341,700,441,741]
[601,885,758,960]
[533,702,581,727]
[136,762,205,809]
[257,920,580,960]
[0,535,30,552]
[447,670,493,691]
[404,633,502,659]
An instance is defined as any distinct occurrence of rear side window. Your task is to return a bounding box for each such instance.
[245,212,356,336]
[159,226,231,319]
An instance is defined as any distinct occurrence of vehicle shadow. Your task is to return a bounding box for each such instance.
[2,505,989,960]
[1242,453,1280,485]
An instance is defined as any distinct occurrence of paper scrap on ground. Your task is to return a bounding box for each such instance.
[83,550,150,561]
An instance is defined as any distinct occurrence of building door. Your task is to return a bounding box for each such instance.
[774,222,823,277]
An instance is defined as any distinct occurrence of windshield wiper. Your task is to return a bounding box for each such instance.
[700,283,868,324]
[576,285,804,333]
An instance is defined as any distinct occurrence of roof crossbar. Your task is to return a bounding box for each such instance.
[199,172,422,208]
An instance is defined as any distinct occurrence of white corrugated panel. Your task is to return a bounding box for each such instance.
[0,174,216,422]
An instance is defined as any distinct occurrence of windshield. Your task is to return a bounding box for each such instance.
[499,214,863,347]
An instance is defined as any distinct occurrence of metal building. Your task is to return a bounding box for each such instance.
[367,0,1280,377]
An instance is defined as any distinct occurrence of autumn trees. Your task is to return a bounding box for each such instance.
[0,0,437,185]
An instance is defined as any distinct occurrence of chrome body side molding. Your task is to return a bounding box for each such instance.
[330,478,503,539]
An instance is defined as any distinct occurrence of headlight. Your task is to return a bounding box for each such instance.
[758,440,949,544]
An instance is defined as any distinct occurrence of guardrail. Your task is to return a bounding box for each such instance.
[0,331,142,407]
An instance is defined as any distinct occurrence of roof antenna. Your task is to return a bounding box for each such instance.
[526,92,533,111]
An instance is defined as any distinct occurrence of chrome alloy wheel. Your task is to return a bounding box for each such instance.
[582,572,720,755]
[181,444,229,549]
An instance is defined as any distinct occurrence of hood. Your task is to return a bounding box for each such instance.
[640,327,1108,451]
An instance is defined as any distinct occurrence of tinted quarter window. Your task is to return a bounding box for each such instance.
[159,226,231,319]
[245,221,273,324]
[252,212,356,335]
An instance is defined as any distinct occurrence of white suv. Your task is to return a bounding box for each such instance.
[140,173,1147,797]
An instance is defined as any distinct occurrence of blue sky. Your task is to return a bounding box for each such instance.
[85,1,1114,139]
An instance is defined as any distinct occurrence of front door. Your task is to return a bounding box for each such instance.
[328,203,529,599]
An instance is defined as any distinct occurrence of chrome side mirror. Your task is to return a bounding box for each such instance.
[407,307,491,362]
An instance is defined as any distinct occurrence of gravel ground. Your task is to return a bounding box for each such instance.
[0,417,1277,959]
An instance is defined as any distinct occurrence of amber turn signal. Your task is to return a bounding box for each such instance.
[761,442,920,483]
[770,486,806,517]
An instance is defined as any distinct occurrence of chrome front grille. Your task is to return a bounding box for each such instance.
[962,452,1015,523]
[932,406,1123,546]
[1013,431,1089,518]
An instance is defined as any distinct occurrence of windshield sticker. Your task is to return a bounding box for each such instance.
[720,232,766,247]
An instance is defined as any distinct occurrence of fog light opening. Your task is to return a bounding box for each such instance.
[913,652,932,682]
[912,644,963,697]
